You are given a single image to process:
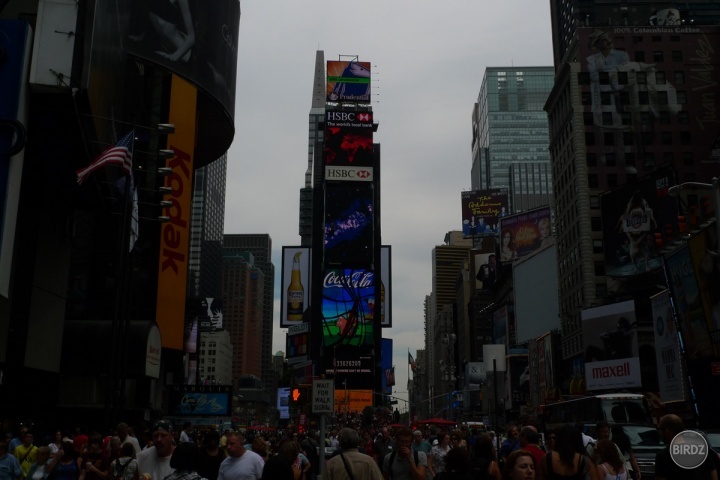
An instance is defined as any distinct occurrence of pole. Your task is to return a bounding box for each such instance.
[493,359,500,453]
[319,413,326,479]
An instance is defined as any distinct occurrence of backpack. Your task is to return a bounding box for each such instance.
[387,449,420,479]
[111,458,132,480]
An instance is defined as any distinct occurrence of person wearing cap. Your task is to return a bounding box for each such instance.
[137,421,176,480]
[411,431,431,455]
[218,431,264,480]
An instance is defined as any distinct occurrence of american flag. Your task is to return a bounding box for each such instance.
[76,131,134,185]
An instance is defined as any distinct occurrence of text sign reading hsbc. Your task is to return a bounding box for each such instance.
[313,379,334,414]
[325,165,374,182]
[326,110,374,128]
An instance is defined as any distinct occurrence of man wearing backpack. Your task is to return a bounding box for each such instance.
[382,428,426,480]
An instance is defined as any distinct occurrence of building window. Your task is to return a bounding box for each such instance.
[584,112,594,125]
[591,217,602,231]
[585,132,595,145]
[590,196,600,209]
[593,239,604,254]
[655,71,666,84]
[682,152,694,166]
[588,174,599,188]
[605,152,616,166]
[676,91,687,104]
[601,92,612,105]
[602,112,614,126]
[578,72,591,84]
[595,262,606,275]
[599,72,610,85]
[604,132,614,146]
[620,112,631,126]
[587,153,597,167]
[674,71,685,84]
[617,71,628,85]
[678,112,689,124]
[659,111,670,124]
[680,131,691,145]
[638,91,649,105]
[653,51,664,62]
[661,131,672,145]
[672,51,683,62]
[657,90,669,105]
[607,174,618,187]
[663,152,674,164]
[636,72,647,84]
[644,153,655,168]
[635,51,646,62]
[582,92,592,105]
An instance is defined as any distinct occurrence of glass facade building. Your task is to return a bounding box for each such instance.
[471,67,554,212]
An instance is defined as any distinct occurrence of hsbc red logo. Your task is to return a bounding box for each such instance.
[357,113,371,122]
[356,170,370,178]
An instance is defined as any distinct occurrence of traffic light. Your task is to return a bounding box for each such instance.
[290,385,309,407]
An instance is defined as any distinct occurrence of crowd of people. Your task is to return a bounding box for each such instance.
[0,414,716,480]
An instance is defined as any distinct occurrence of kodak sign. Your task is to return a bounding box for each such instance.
[156,75,197,350]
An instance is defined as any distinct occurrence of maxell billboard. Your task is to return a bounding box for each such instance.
[327,60,371,103]
[461,189,509,238]
[582,300,641,390]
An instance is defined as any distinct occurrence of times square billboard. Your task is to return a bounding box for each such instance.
[577,26,720,176]
[327,60,371,103]
[461,189,509,238]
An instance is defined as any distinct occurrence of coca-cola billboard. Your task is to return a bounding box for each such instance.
[321,268,377,348]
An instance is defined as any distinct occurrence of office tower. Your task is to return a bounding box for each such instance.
[299,51,326,246]
[545,3,720,380]
[188,154,227,299]
[220,250,264,385]
[471,67,555,212]
[223,235,274,392]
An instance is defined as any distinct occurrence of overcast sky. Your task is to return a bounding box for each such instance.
[225,0,554,407]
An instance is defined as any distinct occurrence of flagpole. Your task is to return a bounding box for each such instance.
[107,129,135,426]
[407,348,411,424]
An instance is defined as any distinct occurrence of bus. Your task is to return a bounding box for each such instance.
[540,394,664,479]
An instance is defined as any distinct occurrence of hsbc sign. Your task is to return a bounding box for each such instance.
[325,166,374,182]
[326,110,374,128]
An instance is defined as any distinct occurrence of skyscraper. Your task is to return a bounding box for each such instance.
[223,234,275,392]
[471,67,554,212]
[299,51,326,246]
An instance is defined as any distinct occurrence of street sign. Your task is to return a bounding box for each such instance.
[313,379,335,414]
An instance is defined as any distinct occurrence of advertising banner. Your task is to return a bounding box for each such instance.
[327,60,371,103]
[334,389,373,414]
[183,297,223,353]
[156,75,196,350]
[380,246,392,327]
[321,268,376,348]
[506,355,530,410]
[492,306,508,347]
[381,338,393,393]
[324,184,374,266]
[471,245,498,291]
[582,300,641,390]
[281,247,311,327]
[286,322,309,365]
[461,189,509,237]
[277,387,290,420]
[324,115,374,168]
[126,0,240,118]
[687,226,720,351]
[600,168,677,277]
[167,385,232,416]
[665,244,714,359]
[577,26,720,174]
[499,206,553,261]
[651,290,686,402]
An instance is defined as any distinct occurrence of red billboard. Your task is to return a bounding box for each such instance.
[327,60,371,103]
[324,111,374,168]
[460,189,509,238]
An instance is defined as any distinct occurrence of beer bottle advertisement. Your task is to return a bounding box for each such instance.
[282,247,310,327]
